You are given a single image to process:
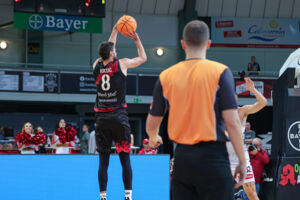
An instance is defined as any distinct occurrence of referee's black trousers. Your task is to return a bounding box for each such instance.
[172,142,234,200]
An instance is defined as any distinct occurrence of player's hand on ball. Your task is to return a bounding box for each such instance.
[234,163,246,189]
[149,135,163,148]
[127,31,138,41]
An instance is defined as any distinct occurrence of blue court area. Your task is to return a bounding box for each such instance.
[0,155,170,200]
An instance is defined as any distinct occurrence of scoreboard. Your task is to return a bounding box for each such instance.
[14,0,106,18]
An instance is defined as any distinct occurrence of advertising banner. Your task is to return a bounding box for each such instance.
[14,12,102,33]
[211,17,300,48]
[277,157,300,198]
[0,70,58,93]
[235,79,276,98]
[60,73,97,94]
[0,71,20,91]
[22,72,58,93]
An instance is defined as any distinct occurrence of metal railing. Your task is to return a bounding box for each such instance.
[0,61,165,74]
[232,70,279,78]
[0,61,280,77]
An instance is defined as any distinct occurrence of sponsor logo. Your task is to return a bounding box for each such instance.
[287,121,300,152]
[27,14,88,32]
[215,20,234,28]
[246,174,254,180]
[14,12,102,33]
[80,76,94,82]
[279,164,300,186]
[44,73,57,92]
[29,15,43,29]
[224,30,242,38]
[79,75,96,92]
[44,15,88,32]
[248,20,285,42]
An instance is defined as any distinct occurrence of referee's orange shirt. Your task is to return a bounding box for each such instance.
[149,59,237,145]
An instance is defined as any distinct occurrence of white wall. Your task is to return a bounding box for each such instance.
[0,27,25,64]
[0,12,295,74]
[207,47,294,73]
[42,12,179,71]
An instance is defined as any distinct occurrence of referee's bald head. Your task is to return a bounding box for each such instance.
[183,20,210,49]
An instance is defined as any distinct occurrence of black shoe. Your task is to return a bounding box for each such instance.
[125,197,131,200]
[100,197,106,200]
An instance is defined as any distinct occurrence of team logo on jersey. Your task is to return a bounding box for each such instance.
[287,121,300,152]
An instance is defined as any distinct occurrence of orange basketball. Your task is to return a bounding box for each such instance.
[116,15,137,37]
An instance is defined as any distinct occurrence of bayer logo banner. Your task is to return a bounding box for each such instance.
[287,121,300,154]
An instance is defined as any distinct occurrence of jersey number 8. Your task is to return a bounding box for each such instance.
[101,74,110,91]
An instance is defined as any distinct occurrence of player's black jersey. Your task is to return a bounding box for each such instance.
[93,59,127,112]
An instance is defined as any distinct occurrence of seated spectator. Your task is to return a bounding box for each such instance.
[244,122,256,144]
[88,125,97,154]
[4,143,14,150]
[80,124,90,154]
[46,136,51,147]
[130,134,134,146]
[0,126,4,140]
[36,126,46,154]
[248,56,260,75]
[36,126,43,133]
[138,139,156,155]
[249,138,269,194]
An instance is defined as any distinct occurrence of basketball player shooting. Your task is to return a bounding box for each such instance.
[92,23,147,200]
[228,77,267,200]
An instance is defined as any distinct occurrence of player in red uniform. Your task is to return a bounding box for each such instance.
[93,24,147,200]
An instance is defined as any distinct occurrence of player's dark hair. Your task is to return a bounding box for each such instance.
[183,20,209,48]
[99,42,114,60]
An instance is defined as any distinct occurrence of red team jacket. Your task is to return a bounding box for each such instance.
[249,149,270,183]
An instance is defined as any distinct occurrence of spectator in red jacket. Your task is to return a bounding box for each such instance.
[249,138,269,194]
[138,139,156,155]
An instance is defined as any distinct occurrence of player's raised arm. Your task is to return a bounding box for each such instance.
[108,24,118,48]
[93,25,118,70]
[119,31,147,70]
[239,78,267,117]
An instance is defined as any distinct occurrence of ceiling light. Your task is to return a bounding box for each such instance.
[156,48,164,56]
[0,41,7,50]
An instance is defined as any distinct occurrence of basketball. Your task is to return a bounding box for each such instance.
[116,15,137,37]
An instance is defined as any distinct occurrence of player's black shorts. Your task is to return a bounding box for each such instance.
[95,109,131,154]
[171,142,234,200]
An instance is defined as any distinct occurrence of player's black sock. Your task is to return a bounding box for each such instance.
[99,152,110,192]
[119,152,132,190]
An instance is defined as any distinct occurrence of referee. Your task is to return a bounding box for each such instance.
[146,20,246,200]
